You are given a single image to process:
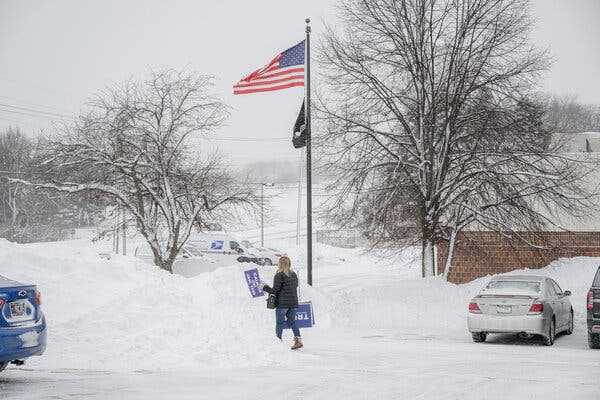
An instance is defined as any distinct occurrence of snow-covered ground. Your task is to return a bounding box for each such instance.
[0,232,598,399]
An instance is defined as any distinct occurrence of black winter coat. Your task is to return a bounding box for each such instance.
[263,271,299,308]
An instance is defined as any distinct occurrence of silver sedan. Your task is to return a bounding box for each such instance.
[467,275,574,345]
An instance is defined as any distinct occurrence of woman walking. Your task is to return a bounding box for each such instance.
[262,256,303,350]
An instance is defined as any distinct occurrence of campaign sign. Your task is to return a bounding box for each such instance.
[210,240,224,250]
[284,302,315,329]
[244,268,264,298]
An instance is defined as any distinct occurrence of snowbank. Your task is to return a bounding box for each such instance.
[0,237,596,372]
[0,239,322,371]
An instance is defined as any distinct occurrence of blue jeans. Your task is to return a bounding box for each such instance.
[275,307,300,339]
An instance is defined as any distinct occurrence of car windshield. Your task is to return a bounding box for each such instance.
[594,268,600,287]
[184,245,202,257]
[485,280,541,292]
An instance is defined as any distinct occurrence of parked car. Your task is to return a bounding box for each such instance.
[468,275,573,346]
[240,241,286,266]
[0,275,47,372]
[587,266,600,349]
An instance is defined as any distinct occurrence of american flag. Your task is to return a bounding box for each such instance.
[233,41,305,95]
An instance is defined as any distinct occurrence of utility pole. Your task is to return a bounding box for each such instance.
[260,183,264,247]
[122,207,127,256]
[114,207,119,254]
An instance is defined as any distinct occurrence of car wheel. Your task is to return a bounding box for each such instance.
[589,333,600,349]
[0,362,8,373]
[543,319,555,346]
[264,258,273,266]
[471,332,486,343]
[565,311,574,335]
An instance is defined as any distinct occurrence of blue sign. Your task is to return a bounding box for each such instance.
[284,302,315,329]
[210,240,224,250]
[244,268,264,298]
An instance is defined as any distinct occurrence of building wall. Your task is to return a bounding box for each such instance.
[436,231,600,283]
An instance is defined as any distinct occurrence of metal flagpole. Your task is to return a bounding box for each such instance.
[305,18,313,286]
[296,148,303,246]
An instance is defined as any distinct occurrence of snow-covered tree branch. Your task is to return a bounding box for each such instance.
[318,0,594,278]
[15,70,255,273]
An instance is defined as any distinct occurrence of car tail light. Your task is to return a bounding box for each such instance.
[588,290,594,311]
[468,302,481,313]
[529,301,543,314]
[0,298,4,308]
[35,290,42,305]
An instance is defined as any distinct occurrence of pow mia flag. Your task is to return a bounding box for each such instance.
[292,100,306,149]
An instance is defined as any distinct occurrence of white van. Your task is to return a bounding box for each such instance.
[186,232,262,266]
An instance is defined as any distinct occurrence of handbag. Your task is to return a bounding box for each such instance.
[266,294,277,309]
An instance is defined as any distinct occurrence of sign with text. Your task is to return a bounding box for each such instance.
[284,302,315,329]
[244,268,264,298]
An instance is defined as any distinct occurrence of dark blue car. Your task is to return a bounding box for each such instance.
[0,275,47,372]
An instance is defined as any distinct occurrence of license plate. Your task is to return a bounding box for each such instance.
[10,302,27,317]
[497,305,512,314]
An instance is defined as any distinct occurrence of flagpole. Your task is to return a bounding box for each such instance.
[305,18,313,286]
[296,148,303,246]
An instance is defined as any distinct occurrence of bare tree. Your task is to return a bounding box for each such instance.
[318,0,591,277]
[13,70,254,272]
[542,94,600,133]
[0,127,32,226]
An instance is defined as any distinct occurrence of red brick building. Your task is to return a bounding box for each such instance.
[436,231,600,283]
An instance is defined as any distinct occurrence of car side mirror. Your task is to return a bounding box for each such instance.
[563,290,571,296]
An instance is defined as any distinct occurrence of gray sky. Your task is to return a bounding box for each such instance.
[1,0,599,166]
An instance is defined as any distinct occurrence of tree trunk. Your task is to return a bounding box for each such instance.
[8,186,18,227]
[442,227,458,281]
[150,246,174,274]
[161,258,175,274]
[421,238,435,277]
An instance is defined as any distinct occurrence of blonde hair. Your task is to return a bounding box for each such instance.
[277,256,292,275]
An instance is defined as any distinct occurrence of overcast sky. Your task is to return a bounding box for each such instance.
[1,0,599,167]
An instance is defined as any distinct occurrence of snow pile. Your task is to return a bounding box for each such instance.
[0,237,597,373]
[0,239,323,371]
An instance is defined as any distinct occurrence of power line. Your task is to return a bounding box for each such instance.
[0,95,76,115]
[199,136,288,142]
[0,103,72,119]
[0,107,68,121]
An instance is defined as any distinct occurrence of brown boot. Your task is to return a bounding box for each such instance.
[291,336,303,350]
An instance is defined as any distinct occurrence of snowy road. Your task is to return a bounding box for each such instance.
[2,330,597,400]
